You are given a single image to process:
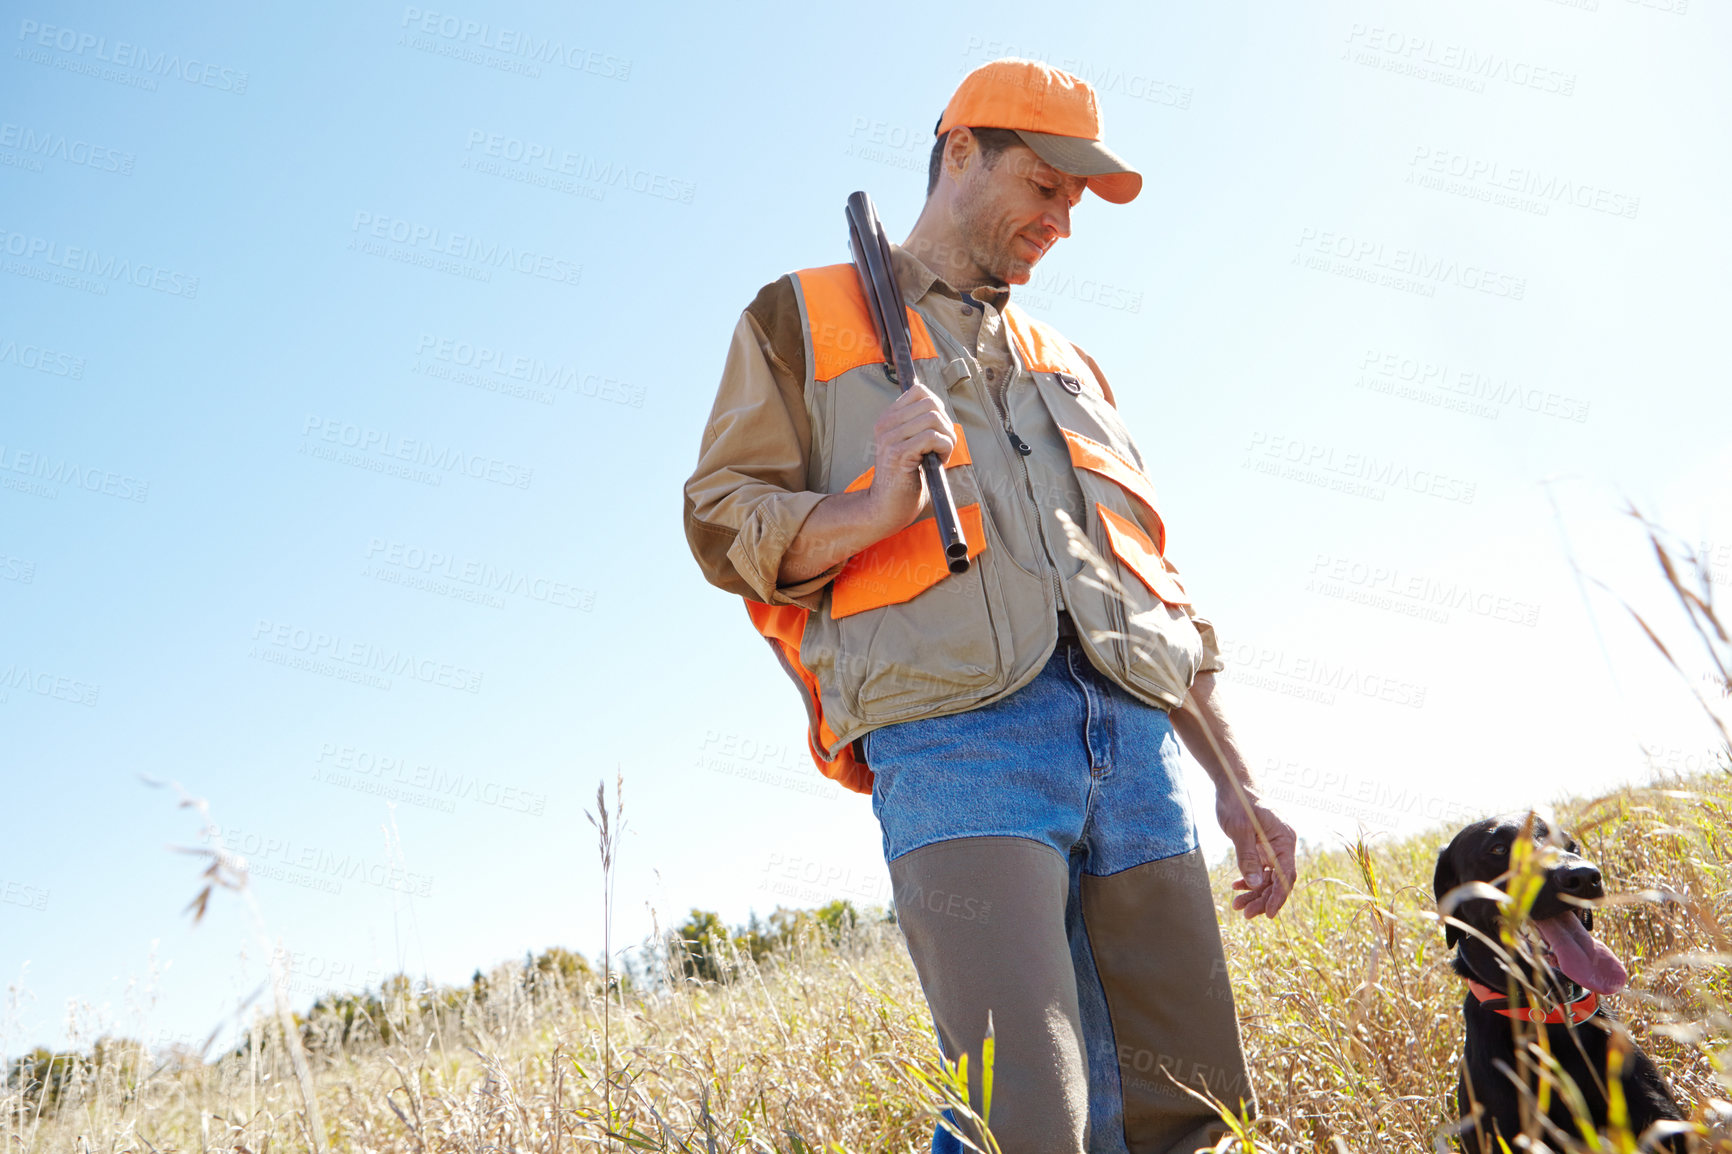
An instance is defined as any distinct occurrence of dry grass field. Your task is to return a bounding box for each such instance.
[9,519,1728,1152]
[6,768,1732,1154]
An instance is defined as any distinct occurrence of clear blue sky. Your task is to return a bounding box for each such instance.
[3,0,1728,1059]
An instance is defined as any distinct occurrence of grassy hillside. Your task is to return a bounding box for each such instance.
[6,769,1731,1153]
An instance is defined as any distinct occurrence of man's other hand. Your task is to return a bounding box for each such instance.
[1215,792,1298,919]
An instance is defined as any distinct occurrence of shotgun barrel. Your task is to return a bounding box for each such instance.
[844,190,970,575]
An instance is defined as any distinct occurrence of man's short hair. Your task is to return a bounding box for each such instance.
[926,127,1025,197]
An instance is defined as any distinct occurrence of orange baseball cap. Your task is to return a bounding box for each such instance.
[936,58,1143,204]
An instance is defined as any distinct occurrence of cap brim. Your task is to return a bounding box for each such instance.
[1012,129,1143,204]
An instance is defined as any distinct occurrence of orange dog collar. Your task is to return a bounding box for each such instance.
[1466,978,1600,1025]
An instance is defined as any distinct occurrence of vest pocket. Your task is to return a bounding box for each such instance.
[1065,480,1203,705]
[831,504,988,618]
[829,512,1006,722]
[1096,503,1191,607]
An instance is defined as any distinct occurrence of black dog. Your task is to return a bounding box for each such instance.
[1434,813,1688,1152]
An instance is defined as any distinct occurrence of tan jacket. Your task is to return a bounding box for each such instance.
[684,246,1222,792]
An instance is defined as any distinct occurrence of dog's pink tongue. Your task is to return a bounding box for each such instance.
[1534,914,1628,995]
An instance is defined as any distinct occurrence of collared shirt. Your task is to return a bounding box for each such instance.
[882,245,1089,606]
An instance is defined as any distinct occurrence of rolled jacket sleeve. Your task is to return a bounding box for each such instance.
[683,282,842,608]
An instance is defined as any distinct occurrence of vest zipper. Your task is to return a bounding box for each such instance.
[988,368,1067,613]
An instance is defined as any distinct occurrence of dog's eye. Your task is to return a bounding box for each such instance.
[1488,843,1508,856]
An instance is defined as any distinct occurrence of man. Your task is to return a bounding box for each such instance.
[683,59,1297,1154]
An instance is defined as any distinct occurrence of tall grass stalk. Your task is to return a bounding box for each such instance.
[585,770,625,1146]
[151,779,328,1154]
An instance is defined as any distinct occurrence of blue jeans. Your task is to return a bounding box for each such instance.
[865,640,1207,1154]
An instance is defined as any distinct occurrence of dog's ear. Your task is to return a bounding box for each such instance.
[1434,845,1464,948]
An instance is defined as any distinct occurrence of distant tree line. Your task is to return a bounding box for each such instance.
[670,899,884,983]
[6,901,890,1113]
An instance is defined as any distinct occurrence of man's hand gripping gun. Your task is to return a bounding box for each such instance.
[844,190,970,574]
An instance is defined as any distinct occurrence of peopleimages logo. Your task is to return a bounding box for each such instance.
[1355,348,1589,424]
[349,211,581,287]
[15,19,250,92]
[301,416,534,489]
[960,37,1193,110]
[398,7,630,80]
[0,337,85,379]
[314,742,548,816]
[1294,227,1525,301]
[0,877,50,912]
[364,537,595,610]
[0,661,100,706]
[1308,553,1541,628]
[250,619,484,695]
[201,824,434,898]
[0,443,149,502]
[1219,637,1428,709]
[0,551,36,584]
[1407,147,1640,220]
[0,123,134,174]
[1243,431,1477,505]
[413,334,644,409]
[1021,265,1144,313]
[1262,757,1478,827]
[462,131,695,204]
[0,227,199,298]
[1342,24,1576,96]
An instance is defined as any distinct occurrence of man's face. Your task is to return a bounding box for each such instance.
[949,134,1088,287]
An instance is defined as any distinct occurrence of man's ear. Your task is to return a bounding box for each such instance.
[944,127,978,183]
[1434,846,1464,948]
